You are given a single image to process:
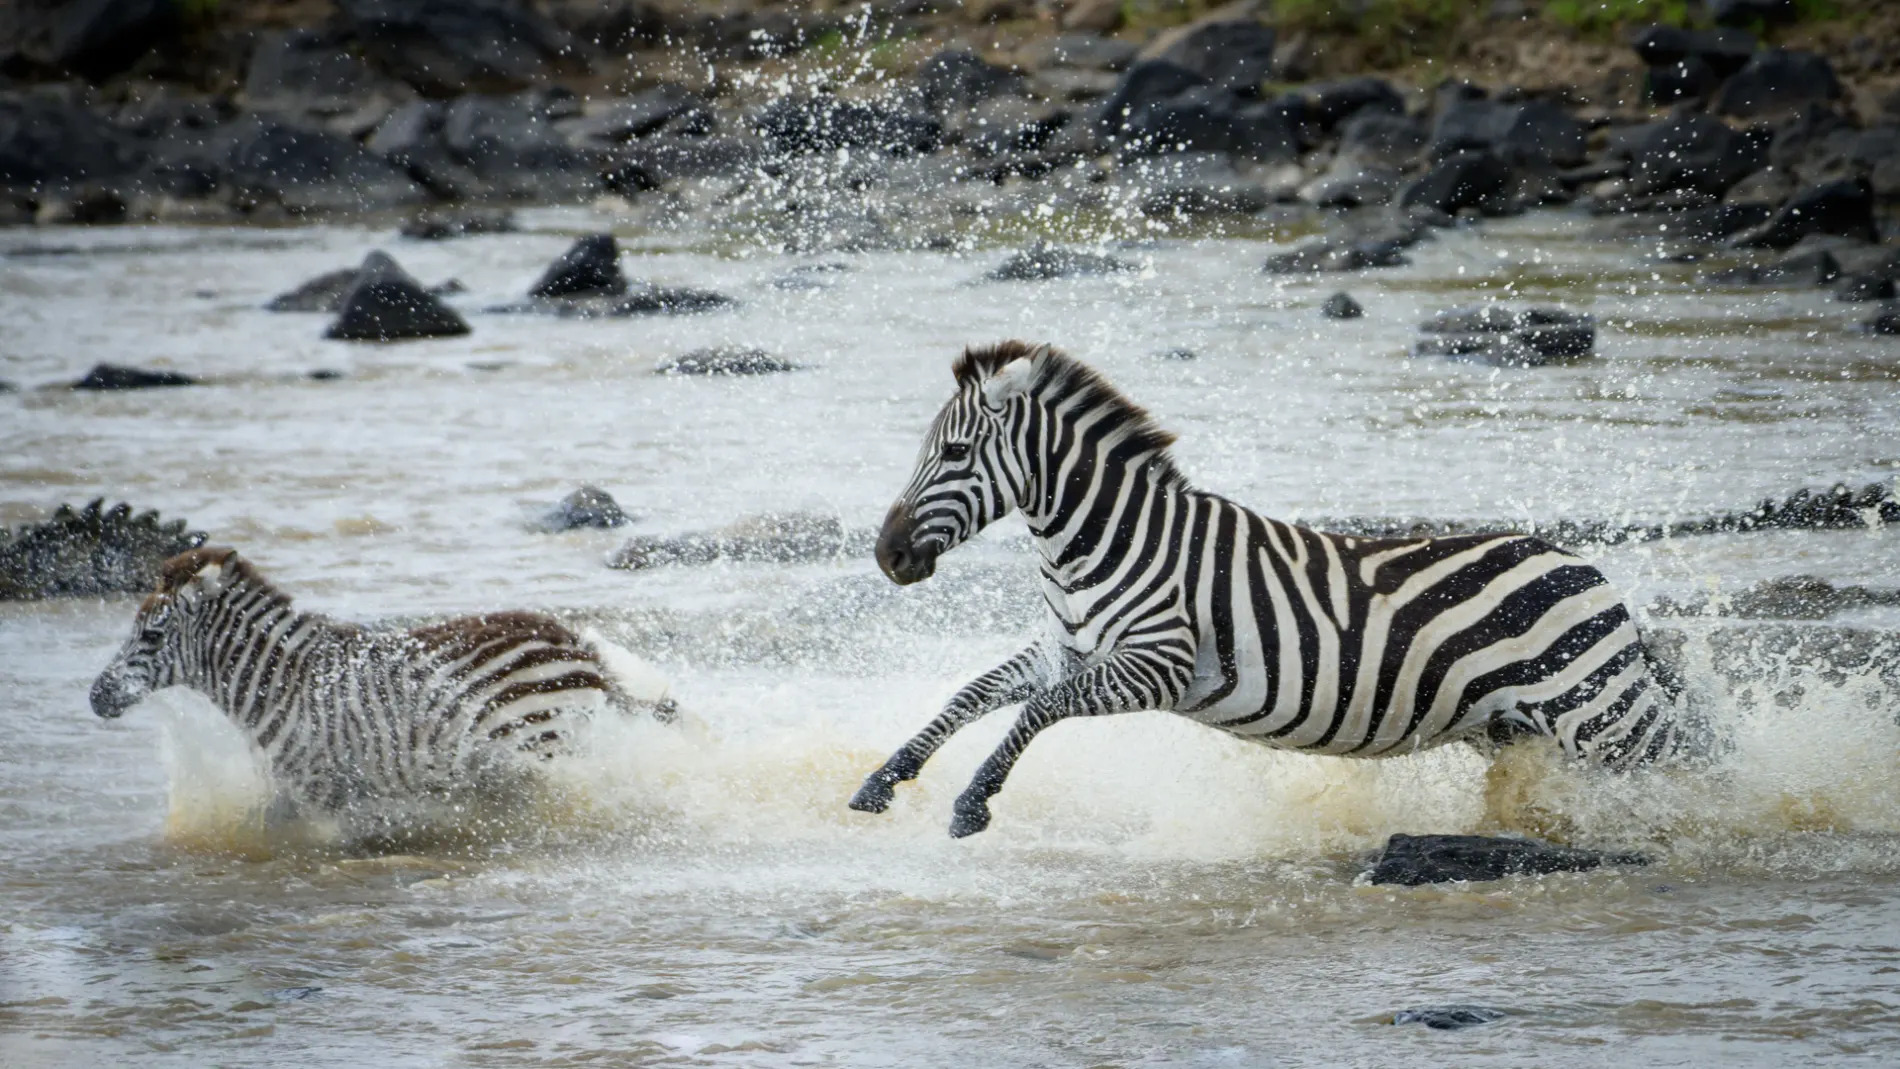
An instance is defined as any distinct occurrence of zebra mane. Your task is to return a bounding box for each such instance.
[150,546,292,610]
[953,341,1188,488]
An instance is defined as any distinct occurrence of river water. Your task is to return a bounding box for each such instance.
[3,208,1899,1066]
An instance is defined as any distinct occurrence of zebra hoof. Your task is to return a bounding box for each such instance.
[848,775,895,814]
[948,798,991,838]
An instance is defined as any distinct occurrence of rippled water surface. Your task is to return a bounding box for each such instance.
[3,210,1900,1066]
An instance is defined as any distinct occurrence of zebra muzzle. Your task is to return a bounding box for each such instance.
[875,507,939,586]
[89,670,138,719]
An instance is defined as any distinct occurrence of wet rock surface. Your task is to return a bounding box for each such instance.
[986,242,1138,281]
[1367,834,1647,886]
[529,233,626,299]
[1320,291,1364,319]
[71,363,196,390]
[1414,305,1595,367]
[532,486,630,532]
[324,250,470,341]
[1391,1005,1510,1030]
[0,500,207,600]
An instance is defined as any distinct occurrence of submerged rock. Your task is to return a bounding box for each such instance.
[1265,235,1410,273]
[71,364,196,390]
[1415,305,1595,367]
[0,500,207,600]
[533,486,630,532]
[1391,1006,1510,1030]
[269,265,464,312]
[986,242,1138,281]
[1321,291,1364,319]
[1400,150,1514,217]
[324,251,471,341]
[612,284,736,316]
[655,347,796,376]
[399,208,517,241]
[1367,834,1646,886]
[530,233,626,299]
[1870,305,1900,336]
[607,512,867,570]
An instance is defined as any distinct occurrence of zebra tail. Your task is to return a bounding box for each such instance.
[580,628,680,725]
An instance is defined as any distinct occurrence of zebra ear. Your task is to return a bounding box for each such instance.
[979,357,1036,409]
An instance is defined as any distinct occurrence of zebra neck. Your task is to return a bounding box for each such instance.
[188,593,319,725]
[1024,445,1179,574]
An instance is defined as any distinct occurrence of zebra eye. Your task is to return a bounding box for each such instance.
[941,441,971,463]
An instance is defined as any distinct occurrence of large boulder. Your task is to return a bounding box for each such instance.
[756,95,941,156]
[1138,16,1276,97]
[1335,110,1427,168]
[336,0,583,97]
[0,94,133,193]
[1730,177,1878,247]
[1614,112,1768,197]
[437,89,599,199]
[1298,76,1405,132]
[242,29,406,114]
[325,250,471,340]
[1096,59,1207,142]
[1113,84,1299,160]
[43,0,181,80]
[217,114,428,213]
[1430,98,1586,169]
[1712,49,1843,120]
[530,233,626,298]
[1399,150,1514,216]
[916,49,1023,113]
[1630,25,1755,77]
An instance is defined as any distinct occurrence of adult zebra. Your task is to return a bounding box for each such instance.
[851,342,1681,837]
[92,547,673,814]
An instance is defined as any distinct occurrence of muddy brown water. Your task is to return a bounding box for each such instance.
[3,210,1899,1066]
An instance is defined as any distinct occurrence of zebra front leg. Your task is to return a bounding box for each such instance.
[948,652,1189,838]
[848,645,1048,814]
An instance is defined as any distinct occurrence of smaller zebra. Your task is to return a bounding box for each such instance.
[91,547,671,815]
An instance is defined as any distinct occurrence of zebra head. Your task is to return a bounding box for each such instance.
[877,342,1048,585]
[91,546,239,718]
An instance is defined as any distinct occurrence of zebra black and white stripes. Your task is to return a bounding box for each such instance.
[92,547,664,812]
[853,342,1680,837]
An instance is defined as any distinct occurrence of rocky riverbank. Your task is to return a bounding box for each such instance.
[0,0,1895,250]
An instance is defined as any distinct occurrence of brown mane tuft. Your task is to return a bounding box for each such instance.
[949,341,1187,488]
[145,546,290,611]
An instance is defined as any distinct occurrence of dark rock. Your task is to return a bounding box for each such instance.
[655,346,796,376]
[533,486,629,531]
[1321,291,1364,319]
[1366,833,1646,886]
[1265,236,1410,273]
[72,363,196,390]
[1712,50,1843,120]
[607,512,859,570]
[559,86,709,145]
[1399,150,1514,217]
[324,250,471,341]
[1140,16,1276,97]
[1096,59,1204,141]
[1615,112,1768,198]
[308,369,345,381]
[336,0,583,97]
[611,284,736,316]
[1336,110,1427,168]
[1024,33,1137,72]
[399,208,516,240]
[1114,85,1300,160]
[243,29,402,112]
[757,96,941,157]
[1416,306,1595,366]
[1299,77,1405,132]
[531,234,626,299]
[1392,1006,1509,1030]
[436,90,600,199]
[0,95,132,192]
[217,114,427,213]
[602,135,761,193]
[1711,0,1797,27]
[1431,98,1585,168]
[1302,162,1401,208]
[1701,248,1840,286]
[1153,347,1197,361]
[266,268,360,312]
[1617,202,1772,243]
[917,49,1023,113]
[955,96,1073,158]
[0,500,206,601]
[1837,275,1897,302]
[44,0,180,81]
[1646,57,1724,105]
[987,241,1137,281]
[1630,25,1756,78]
[1730,177,1877,248]
[1868,305,1900,335]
